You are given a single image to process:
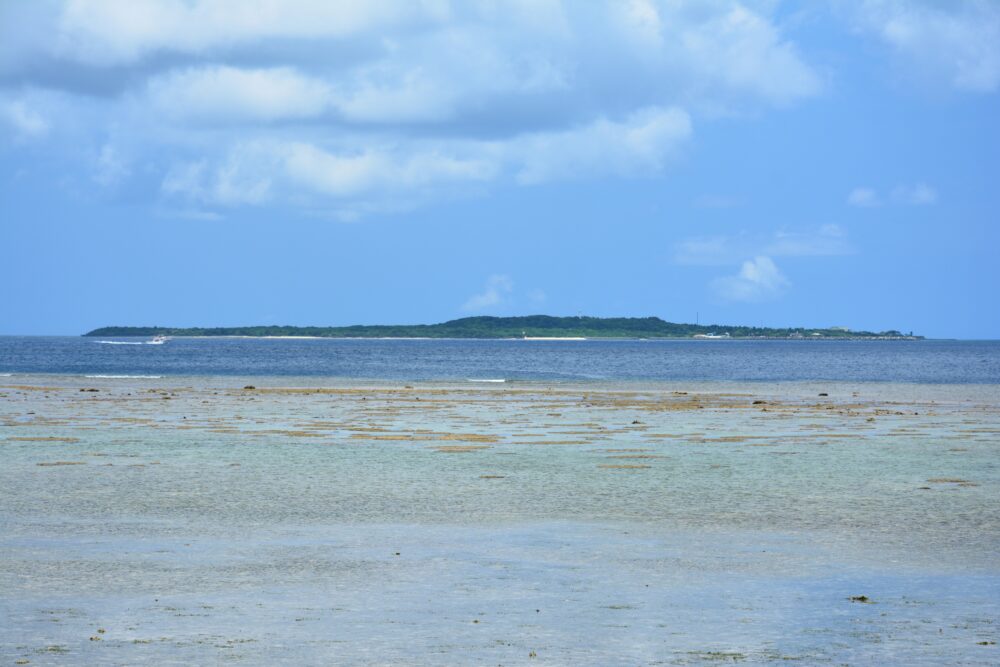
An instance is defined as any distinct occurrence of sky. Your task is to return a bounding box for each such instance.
[1,1,998,338]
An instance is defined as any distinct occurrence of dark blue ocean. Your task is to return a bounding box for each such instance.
[1,336,998,383]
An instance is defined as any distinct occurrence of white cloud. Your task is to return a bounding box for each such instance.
[675,225,850,266]
[161,139,497,213]
[147,66,332,122]
[675,4,822,107]
[284,142,497,197]
[54,0,430,66]
[330,68,458,124]
[155,107,686,210]
[891,182,937,205]
[46,1,821,108]
[283,146,387,198]
[162,151,272,206]
[0,99,49,139]
[851,0,1000,93]
[462,274,513,312]
[711,256,789,302]
[513,106,691,184]
[847,187,879,207]
[2,1,824,217]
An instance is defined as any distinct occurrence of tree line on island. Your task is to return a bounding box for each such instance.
[85,316,921,340]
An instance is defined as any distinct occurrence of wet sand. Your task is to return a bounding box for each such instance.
[1,376,998,664]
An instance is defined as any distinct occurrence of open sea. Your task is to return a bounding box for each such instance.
[2,336,998,665]
[1,336,998,383]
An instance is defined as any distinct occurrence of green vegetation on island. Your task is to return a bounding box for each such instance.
[84,316,921,340]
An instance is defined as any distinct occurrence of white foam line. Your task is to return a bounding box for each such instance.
[95,341,145,345]
[84,374,163,379]
[467,378,506,383]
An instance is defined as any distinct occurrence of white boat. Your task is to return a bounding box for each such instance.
[148,335,170,345]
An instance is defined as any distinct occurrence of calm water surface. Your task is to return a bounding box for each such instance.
[1,336,998,383]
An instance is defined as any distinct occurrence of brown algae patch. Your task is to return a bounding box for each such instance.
[351,431,499,443]
[598,464,652,470]
[605,454,664,459]
[438,433,500,443]
[1,385,65,392]
[510,440,592,446]
[431,445,492,453]
[927,478,979,486]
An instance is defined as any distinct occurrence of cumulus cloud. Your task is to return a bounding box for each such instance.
[0,1,824,217]
[670,3,822,107]
[711,256,789,302]
[161,139,497,213]
[462,274,514,312]
[284,142,497,197]
[147,66,333,122]
[513,106,692,184]
[850,0,1000,93]
[53,1,428,66]
[155,107,687,213]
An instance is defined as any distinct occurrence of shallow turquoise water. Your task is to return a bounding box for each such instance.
[1,376,998,664]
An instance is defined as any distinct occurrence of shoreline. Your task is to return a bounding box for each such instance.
[81,334,926,341]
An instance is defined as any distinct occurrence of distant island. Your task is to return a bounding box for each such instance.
[85,316,921,340]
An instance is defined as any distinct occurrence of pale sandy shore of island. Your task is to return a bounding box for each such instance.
[137,335,592,340]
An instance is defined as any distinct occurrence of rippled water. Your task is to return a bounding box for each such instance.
[1,336,999,383]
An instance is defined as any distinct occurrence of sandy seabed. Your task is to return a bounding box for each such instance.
[2,376,998,665]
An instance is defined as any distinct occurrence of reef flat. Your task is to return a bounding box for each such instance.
[1,376,997,664]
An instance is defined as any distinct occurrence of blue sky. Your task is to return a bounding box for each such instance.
[1,1,998,338]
